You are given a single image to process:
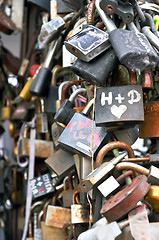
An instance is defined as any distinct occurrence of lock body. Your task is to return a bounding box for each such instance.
[71,48,118,86]
[58,112,111,158]
[95,85,144,127]
[109,29,159,71]
[64,25,111,62]
[139,101,159,138]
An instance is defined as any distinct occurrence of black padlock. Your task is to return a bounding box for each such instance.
[96,0,159,71]
[64,25,111,62]
[95,85,144,128]
[27,0,50,12]
[30,38,62,97]
[71,48,118,86]
[54,88,86,125]
[57,99,111,158]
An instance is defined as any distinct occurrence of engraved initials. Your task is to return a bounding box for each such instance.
[128,90,141,105]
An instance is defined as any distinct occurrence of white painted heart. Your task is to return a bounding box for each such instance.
[111,105,127,119]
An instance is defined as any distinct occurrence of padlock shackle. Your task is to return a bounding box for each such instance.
[87,0,96,23]
[72,190,80,205]
[82,98,94,115]
[116,170,134,184]
[68,169,76,190]
[95,0,116,32]
[43,199,52,220]
[51,65,62,86]
[58,81,69,100]
[95,141,135,168]
[61,80,85,104]
[31,201,43,213]
[115,162,149,175]
[37,210,44,229]
[68,88,87,103]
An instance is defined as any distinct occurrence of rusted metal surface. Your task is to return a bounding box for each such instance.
[19,138,53,159]
[95,21,104,29]
[141,68,153,89]
[45,205,71,228]
[116,170,134,184]
[87,0,95,23]
[100,175,150,222]
[121,156,150,162]
[41,221,65,240]
[139,101,159,138]
[115,162,149,175]
[129,69,137,85]
[95,141,135,168]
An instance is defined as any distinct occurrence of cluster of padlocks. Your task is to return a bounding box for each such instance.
[2,0,159,239]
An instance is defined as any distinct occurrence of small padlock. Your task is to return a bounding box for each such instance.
[36,99,48,134]
[1,98,11,120]
[71,48,118,86]
[30,173,55,199]
[57,98,112,159]
[64,25,111,62]
[61,169,78,207]
[96,0,159,71]
[54,87,86,125]
[95,85,144,128]
[71,190,90,224]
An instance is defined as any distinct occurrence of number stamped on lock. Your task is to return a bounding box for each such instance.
[95,85,144,126]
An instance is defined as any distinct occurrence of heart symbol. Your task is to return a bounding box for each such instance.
[111,105,127,119]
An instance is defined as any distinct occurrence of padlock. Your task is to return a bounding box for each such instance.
[57,98,112,159]
[44,65,61,116]
[51,122,64,149]
[35,99,48,134]
[141,68,153,90]
[78,148,128,192]
[1,98,11,120]
[100,0,134,23]
[71,190,90,224]
[19,77,34,101]
[61,169,78,207]
[11,101,32,121]
[100,175,150,223]
[115,162,159,185]
[38,16,65,49]
[145,185,159,213]
[45,148,75,179]
[95,85,144,128]
[139,101,159,138]
[27,0,50,12]
[54,87,86,125]
[29,38,62,97]
[45,205,71,228]
[96,0,159,71]
[71,48,118,86]
[30,173,55,199]
[113,126,139,146]
[78,141,135,192]
[61,0,86,11]
[64,25,111,62]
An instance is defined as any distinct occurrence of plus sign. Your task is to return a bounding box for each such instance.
[115,94,125,104]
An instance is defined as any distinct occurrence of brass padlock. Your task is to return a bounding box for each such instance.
[71,190,90,224]
[36,99,48,134]
[1,98,11,120]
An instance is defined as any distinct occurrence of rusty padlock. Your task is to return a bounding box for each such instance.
[1,97,11,120]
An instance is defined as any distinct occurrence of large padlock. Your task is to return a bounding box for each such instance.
[1,98,11,120]
[57,98,111,159]
[54,87,86,125]
[95,85,144,128]
[100,175,150,223]
[96,0,159,71]
[64,25,111,62]
[71,48,118,86]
